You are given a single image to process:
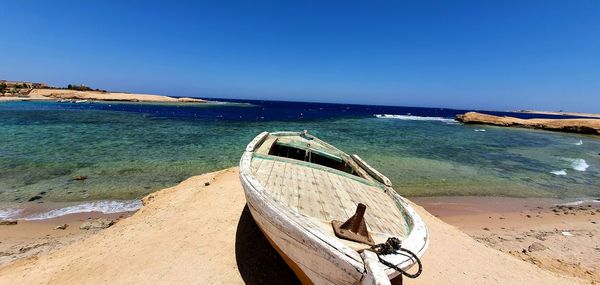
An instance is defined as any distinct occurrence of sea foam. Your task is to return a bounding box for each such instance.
[574,140,583,146]
[374,114,455,123]
[23,200,142,221]
[0,208,23,220]
[570,159,589,172]
[550,169,567,176]
[474,129,486,132]
[557,199,600,206]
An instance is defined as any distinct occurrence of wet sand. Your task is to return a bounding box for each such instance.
[0,168,588,284]
[0,212,132,267]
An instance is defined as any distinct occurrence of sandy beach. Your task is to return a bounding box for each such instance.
[414,196,600,283]
[0,88,206,103]
[0,212,132,267]
[0,168,590,284]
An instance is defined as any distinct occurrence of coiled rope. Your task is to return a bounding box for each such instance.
[367,237,423,279]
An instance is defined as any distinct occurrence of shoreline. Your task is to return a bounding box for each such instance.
[0,168,593,284]
[0,200,142,222]
[2,195,595,226]
[0,211,134,268]
[0,88,207,103]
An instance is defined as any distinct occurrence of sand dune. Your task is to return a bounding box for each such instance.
[0,168,584,284]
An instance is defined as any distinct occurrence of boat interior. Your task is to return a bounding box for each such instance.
[249,132,412,250]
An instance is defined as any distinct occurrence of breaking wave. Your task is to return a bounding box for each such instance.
[569,159,589,172]
[557,199,600,206]
[374,114,455,123]
[550,169,567,176]
[0,208,23,220]
[23,200,142,221]
[574,140,583,146]
[474,129,486,132]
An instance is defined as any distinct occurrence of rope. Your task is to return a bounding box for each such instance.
[368,237,423,279]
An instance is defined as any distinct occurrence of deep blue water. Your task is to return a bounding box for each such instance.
[5,98,584,122]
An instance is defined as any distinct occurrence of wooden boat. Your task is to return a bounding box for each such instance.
[239,131,429,285]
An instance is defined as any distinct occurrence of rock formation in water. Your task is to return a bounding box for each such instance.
[456,112,600,135]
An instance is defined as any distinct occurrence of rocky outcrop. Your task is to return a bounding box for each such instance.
[528,242,548,252]
[0,220,17,226]
[73,175,87,181]
[79,219,114,230]
[55,224,69,230]
[456,112,600,135]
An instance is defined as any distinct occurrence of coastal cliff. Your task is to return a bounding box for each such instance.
[456,112,600,135]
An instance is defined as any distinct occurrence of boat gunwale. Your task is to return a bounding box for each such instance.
[351,154,393,187]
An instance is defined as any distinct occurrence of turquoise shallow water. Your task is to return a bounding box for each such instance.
[0,100,599,213]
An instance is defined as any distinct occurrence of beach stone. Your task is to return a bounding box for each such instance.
[79,218,114,230]
[74,175,88,181]
[0,220,18,225]
[55,224,68,230]
[142,195,155,206]
[28,195,43,202]
[19,242,48,253]
[534,233,547,241]
[528,242,548,252]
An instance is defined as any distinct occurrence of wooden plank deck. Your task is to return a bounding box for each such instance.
[250,156,407,239]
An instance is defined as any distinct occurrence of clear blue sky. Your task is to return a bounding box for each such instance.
[2,1,599,111]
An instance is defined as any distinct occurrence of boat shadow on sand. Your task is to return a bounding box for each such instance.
[235,205,301,285]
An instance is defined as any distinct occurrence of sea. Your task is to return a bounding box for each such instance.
[1,99,599,220]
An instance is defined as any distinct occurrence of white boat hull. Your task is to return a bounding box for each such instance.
[239,131,428,285]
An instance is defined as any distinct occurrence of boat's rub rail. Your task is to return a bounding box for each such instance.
[351,154,392,187]
[360,250,391,285]
[246,131,269,152]
[270,131,303,137]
